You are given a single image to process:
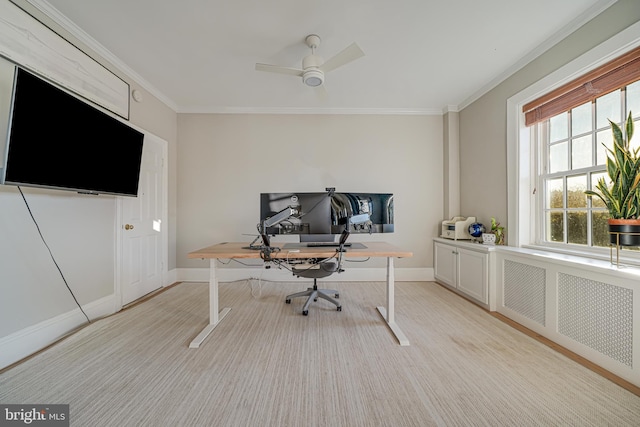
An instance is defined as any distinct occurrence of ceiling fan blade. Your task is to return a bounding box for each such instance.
[319,42,365,73]
[255,63,303,76]
[315,84,328,101]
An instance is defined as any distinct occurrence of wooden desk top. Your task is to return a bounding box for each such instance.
[188,241,413,260]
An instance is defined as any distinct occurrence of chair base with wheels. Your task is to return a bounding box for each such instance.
[286,261,341,315]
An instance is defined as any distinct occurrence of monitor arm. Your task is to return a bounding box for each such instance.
[261,189,333,247]
[259,206,299,257]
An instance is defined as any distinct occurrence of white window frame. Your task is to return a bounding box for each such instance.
[537,100,627,252]
[507,22,640,260]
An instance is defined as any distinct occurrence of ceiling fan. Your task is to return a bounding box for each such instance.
[255,34,365,87]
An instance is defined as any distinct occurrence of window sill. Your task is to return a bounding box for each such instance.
[499,244,640,281]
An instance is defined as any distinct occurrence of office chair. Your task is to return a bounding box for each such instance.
[285,259,341,315]
[258,205,368,316]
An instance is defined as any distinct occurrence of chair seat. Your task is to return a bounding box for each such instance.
[288,260,341,315]
[292,261,337,279]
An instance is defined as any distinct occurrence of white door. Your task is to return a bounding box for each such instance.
[120,133,166,305]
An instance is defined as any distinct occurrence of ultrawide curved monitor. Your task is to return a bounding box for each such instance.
[259,191,394,238]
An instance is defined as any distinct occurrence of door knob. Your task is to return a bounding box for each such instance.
[125,224,134,230]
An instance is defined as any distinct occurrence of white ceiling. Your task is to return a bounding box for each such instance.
[32,0,612,114]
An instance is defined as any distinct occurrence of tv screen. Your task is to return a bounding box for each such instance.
[1,67,144,196]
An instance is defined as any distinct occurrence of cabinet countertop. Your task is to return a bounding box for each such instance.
[433,237,498,252]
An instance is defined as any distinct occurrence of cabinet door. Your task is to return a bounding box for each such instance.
[457,248,488,303]
[434,242,457,287]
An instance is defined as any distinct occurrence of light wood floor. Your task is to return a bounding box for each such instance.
[1,280,639,426]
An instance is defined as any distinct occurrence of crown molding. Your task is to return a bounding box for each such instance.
[176,106,443,115]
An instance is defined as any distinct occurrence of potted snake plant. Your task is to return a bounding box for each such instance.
[585,111,640,246]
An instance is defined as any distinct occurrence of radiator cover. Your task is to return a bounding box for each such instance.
[503,260,546,326]
[558,272,633,367]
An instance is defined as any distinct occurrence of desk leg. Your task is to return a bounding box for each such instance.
[189,259,232,348]
[376,257,410,346]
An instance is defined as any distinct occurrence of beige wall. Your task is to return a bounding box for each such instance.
[458,0,640,237]
[177,114,442,270]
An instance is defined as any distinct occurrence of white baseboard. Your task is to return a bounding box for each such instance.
[175,267,433,283]
[166,268,179,286]
[0,294,115,370]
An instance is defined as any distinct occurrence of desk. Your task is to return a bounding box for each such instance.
[187,242,413,348]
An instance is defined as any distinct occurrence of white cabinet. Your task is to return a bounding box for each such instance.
[457,248,487,303]
[434,238,496,310]
[434,241,457,286]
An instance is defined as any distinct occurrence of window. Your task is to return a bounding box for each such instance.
[537,83,640,250]
[511,40,640,257]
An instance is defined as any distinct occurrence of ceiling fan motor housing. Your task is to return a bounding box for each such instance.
[302,54,324,86]
[302,54,323,69]
[303,69,324,87]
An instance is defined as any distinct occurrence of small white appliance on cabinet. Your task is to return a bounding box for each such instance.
[441,216,476,240]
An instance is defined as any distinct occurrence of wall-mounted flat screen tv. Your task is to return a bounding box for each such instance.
[0,67,144,196]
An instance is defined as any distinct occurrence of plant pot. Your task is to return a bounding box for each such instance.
[608,219,640,246]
